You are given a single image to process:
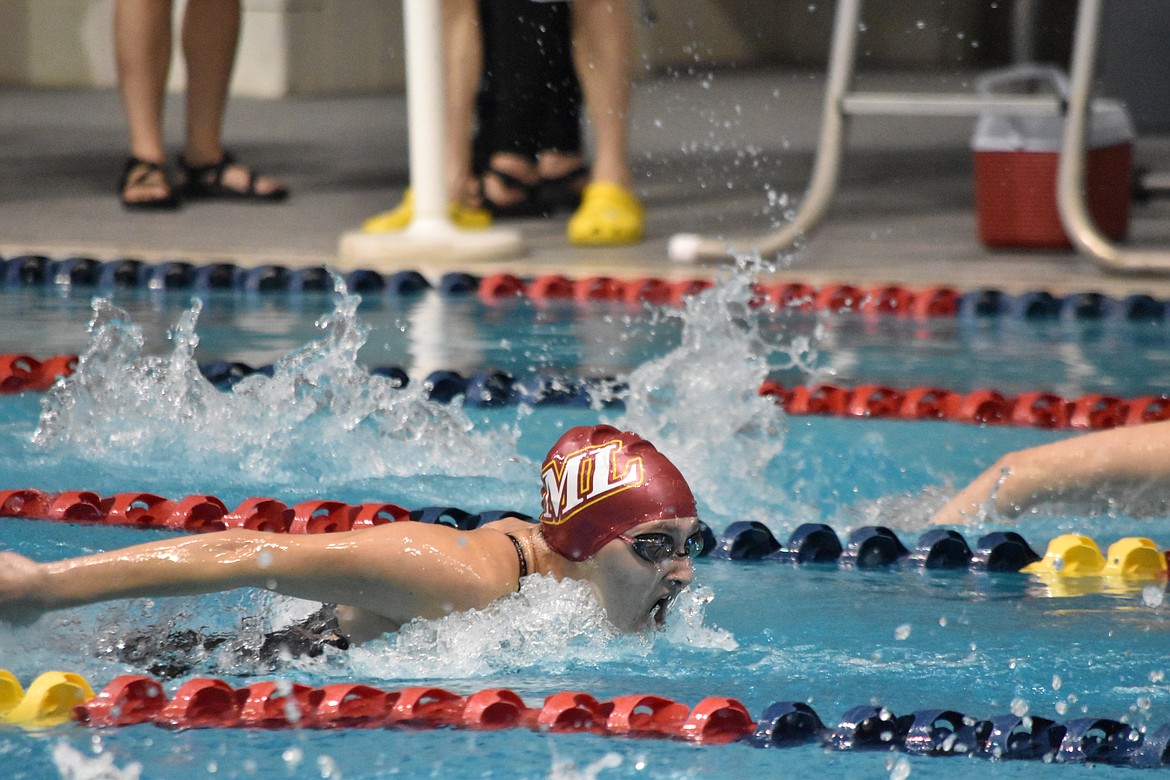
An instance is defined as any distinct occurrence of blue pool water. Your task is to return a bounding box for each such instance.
[1,272,1169,778]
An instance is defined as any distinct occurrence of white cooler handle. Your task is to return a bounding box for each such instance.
[976,64,1070,101]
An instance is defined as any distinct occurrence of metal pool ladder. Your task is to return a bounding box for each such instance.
[668,0,1170,273]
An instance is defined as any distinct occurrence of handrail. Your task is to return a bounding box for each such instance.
[1056,0,1170,272]
[669,0,1170,274]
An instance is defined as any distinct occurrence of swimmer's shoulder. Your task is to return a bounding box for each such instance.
[477,515,539,535]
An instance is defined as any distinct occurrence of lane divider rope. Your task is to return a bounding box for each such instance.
[2,488,1167,582]
[5,254,1170,323]
[2,354,1168,432]
[0,669,1167,766]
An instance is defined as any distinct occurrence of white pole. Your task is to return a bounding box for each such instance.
[403,0,446,227]
[337,0,523,264]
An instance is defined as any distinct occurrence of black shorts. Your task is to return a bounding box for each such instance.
[109,606,350,679]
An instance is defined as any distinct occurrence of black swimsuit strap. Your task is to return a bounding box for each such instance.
[506,533,528,587]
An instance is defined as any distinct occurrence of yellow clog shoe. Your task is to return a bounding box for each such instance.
[566,182,645,246]
[361,190,492,233]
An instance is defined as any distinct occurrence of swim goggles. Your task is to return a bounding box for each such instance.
[617,530,705,565]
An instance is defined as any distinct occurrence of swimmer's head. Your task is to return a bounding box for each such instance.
[538,425,697,562]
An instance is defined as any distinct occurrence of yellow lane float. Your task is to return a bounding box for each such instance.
[0,670,94,728]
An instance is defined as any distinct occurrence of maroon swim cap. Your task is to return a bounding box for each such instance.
[538,425,697,561]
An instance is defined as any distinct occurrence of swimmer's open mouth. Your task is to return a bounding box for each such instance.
[651,595,673,627]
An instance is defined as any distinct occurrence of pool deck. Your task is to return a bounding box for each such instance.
[4,67,1170,298]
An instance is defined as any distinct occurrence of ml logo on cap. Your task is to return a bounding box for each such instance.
[540,440,644,525]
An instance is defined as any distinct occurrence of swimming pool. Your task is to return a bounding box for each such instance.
[1,263,1169,778]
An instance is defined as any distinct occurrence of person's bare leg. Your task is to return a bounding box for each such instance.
[566,0,642,243]
[443,0,484,208]
[570,0,633,189]
[181,0,282,195]
[115,0,173,202]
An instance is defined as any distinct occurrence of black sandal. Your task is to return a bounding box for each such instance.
[178,151,288,202]
[536,164,590,215]
[481,166,544,218]
[118,157,179,211]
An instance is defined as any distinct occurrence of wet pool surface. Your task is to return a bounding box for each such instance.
[1,278,1169,778]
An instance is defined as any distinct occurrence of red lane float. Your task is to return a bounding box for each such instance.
[573,276,624,302]
[461,689,533,730]
[75,675,167,727]
[239,681,322,728]
[224,497,293,531]
[73,675,756,744]
[155,678,243,729]
[0,489,407,534]
[860,286,915,316]
[457,279,973,317]
[814,284,865,313]
[624,278,673,306]
[476,273,526,302]
[526,274,574,301]
[602,694,690,737]
[316,683,394,728]
[539,691,604,733]
[759,382,1169,431]
[899,387,962,420]
[0,354,77,393]
[1127,395,1170,426]
[669,278,715,306]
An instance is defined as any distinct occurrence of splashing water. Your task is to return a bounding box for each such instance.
[32,289,527,495]
[549,752,623,780]
[53,741,142,780]
[344,576,735,680]
[27,260,828,525]
[615,253,812,523]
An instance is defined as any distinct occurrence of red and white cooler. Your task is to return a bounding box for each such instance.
[972,66,1135,249]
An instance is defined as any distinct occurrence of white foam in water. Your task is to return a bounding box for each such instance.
[52,741,142,780]
[32,285,527,493]
[344,576,735,679]
[549,751,623,780]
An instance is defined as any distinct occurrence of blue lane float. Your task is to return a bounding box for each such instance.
[708,522,1051,576]
[970,531,1042,572]
[750,701,826,748]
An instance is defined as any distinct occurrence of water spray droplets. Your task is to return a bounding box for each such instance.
[615,254,792,518]
[32,286,525,490]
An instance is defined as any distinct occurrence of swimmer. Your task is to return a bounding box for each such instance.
[0,425,701,645]
[931,418,1170,525]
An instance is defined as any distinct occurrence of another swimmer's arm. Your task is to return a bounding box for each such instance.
[931,419,1170,524]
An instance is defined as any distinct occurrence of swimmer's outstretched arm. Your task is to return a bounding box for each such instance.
[931,419,1170,525]
[0,522,521,627]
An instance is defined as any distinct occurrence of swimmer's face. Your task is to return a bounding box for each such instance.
[586,516,699,632]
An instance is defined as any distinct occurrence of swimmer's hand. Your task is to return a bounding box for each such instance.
[0,552,48,626]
